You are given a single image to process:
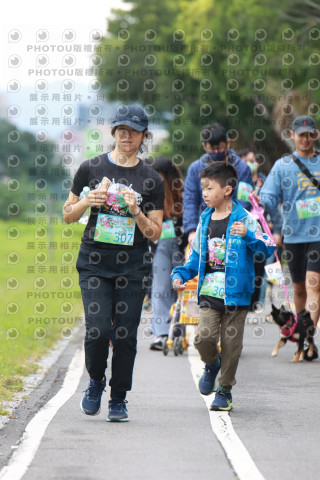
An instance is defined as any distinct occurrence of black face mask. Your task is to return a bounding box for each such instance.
[208,152,226,162]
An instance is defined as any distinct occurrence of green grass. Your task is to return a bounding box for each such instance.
[0,219,85,414]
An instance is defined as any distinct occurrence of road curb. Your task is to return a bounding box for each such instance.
[0,324,83,431]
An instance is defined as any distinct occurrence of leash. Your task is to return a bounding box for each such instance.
[249,192,297,320]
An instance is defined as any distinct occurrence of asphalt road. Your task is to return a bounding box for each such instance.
[1,307,320,480]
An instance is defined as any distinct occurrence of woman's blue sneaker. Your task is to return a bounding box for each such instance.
[107,399,129,422]
[210,387,233,411]
[198,358,221,395]
[80,377,106,415]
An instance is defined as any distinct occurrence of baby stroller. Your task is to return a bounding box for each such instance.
[163,277,199,356]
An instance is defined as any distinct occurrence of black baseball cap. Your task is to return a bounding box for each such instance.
[291,115,318,134]
[111,105,148,133]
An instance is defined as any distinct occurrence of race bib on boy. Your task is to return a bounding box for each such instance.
[296,196,320,219]
[160,219,176,240]
[199,271,225,299]
[94,213,135,245]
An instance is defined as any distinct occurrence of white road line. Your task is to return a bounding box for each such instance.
[0,348,84,480]
[0,326,82,432]
[188,344,265,480]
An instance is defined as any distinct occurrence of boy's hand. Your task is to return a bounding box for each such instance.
[172,278,187,292]
[230,221,247,237]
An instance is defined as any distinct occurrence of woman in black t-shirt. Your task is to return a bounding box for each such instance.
[63,105,164,422]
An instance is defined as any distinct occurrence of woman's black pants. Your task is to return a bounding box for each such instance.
[76,246,151,399]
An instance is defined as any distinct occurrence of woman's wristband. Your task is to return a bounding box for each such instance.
[132,207,141,217]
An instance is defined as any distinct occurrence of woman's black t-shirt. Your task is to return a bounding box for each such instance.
[71,153,164,250]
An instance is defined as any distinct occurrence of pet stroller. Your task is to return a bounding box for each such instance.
[162,277,199,356]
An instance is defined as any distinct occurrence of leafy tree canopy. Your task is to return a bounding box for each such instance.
[97,0,320,172]
[0,120,66,221]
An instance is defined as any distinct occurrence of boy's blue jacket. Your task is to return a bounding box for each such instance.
[172,201,276,307]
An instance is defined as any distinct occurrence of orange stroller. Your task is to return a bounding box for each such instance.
[163,277,199,356]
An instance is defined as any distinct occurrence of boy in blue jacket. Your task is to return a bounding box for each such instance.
[172,162,275,411]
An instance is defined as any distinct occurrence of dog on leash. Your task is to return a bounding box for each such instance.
[270,304,315,362]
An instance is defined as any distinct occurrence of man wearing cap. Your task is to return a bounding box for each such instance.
[259,115,320,331]
[183,122,252,246]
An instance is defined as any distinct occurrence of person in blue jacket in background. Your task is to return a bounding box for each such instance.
[183,122,252,247]
[172,162,275,411]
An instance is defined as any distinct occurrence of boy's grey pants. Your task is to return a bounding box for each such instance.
[194,307,248,388]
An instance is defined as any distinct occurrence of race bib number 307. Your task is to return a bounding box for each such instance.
[94,213,135,245]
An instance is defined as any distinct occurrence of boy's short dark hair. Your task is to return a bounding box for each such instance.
[200,123,227,145]
[199,162,238,195]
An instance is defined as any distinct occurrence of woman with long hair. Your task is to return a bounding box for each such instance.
[149,156,187,350]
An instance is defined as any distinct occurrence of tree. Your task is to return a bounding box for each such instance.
[97,0,320,172]
[0,120,66,221]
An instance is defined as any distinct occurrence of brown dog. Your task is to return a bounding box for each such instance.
[270,304,315,362]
